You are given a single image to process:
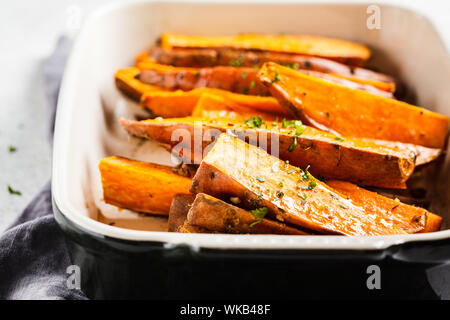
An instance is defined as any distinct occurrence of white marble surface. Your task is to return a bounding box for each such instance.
[0,0,448,232]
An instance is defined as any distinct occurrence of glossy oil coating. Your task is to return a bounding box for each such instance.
[190,134,426,235]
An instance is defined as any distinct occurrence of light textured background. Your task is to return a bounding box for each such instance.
[0,0,449,232]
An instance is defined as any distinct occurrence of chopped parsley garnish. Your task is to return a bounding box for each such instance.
[244,116,263,128]
[278,181,284,187]
[282,119,305,136]
[250,80,256,89]
[271,71,281,83]
[8,146,17,153]
[8,185,21,195]
[302,165,311,181]
[288,136,298,152]
[256,176,266,183]
[240,72,247,79]
[230,58,243,67]
[250,207,268,219]
[250,207,268,227]
[308,180,317,190]
[285,63,299,70]
[334,136,345,142]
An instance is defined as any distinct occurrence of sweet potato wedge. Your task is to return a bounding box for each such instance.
[185,193,310,235]
[258,62,450,149]
[136,62,390,99]
[160,33,371,66]
[99,156,192,215]
[146,47,395,91]
[119,117,440,189]
[326,180,442,233]
[141,88,290,118]
[190,134,426,235]
[168,193,196,232]
[115,68,165,101]
[137,61,269,96]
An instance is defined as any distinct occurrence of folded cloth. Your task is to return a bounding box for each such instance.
[0,37,87,300]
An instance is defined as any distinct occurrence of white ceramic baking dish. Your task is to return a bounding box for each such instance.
[52,0,450,253]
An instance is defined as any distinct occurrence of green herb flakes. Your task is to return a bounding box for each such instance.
[272,71,281,83]
[288,136,298,152]
[8,185,21,196]
[244,116,263,128]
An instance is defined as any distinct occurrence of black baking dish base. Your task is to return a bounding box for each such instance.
[54,198,450,300]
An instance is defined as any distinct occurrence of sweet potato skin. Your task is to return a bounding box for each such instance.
[326,180,432,234]
[168,193,196,232]
[137,62,269,96]
[258,62,449,149]
[160,33,371,66]
[186,193,309,235]
[99,156,192,215]
[146,47,394,89]
[120,117,419,189]
[141,88,290,118]
[190,134,425,235]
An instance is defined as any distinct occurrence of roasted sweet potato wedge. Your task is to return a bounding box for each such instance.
[160,33,371,66]
[115,68,165,101]
[190,134,426,235]
[141,88,290,118]
[136,61,390,99]
[185,193,310,235]
[137,62,269,96]
[168,193,196,232]
[99,156,192,215]
[326,180,442,233]
[258,62,450,149]
[119,116,444,188]
[145,47,395,92]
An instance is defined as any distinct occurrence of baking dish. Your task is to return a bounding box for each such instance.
[52,1,450,299]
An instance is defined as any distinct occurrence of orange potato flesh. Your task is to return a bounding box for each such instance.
[191,93,283,121]
[190,134,426,235]
[99,156,192,215]
[160,33,371,66]
[141,88,290,118]
[115,68,165,101]
[326,180,442,233]
[258,62,449,149]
